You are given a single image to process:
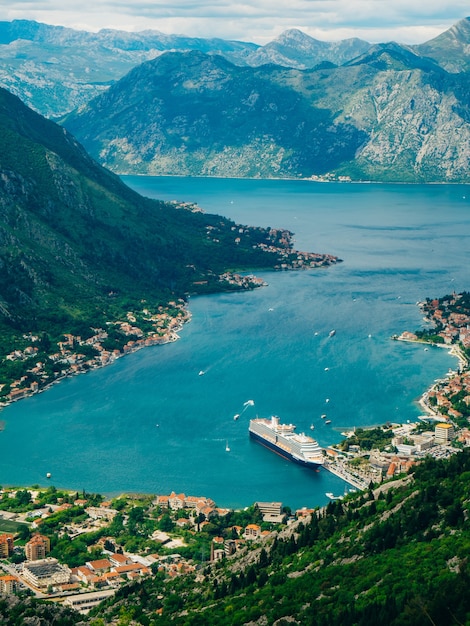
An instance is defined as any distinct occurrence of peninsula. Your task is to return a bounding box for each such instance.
[0,86,341,408]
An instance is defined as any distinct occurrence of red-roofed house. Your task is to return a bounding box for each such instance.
[25,534,50,561]
[387,462,397,477]
[109,553,131,568]
[113,563,150,580]
[86,559,112,573]
[155,495,169,507]
[168,492,186,510]
[244,524,261,539]
[0,575,18,594]
[75,566,96,584]
[0,534,14,558]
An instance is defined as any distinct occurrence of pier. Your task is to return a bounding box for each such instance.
[323,459,369,491]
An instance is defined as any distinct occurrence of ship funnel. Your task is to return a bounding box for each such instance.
[271,416,279,427]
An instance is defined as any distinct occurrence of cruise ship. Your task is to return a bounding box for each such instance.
[249,416,324,469]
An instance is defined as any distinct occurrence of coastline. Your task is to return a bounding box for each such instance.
[0,236,340,411]
[2,291,469,506]
[393,332,469,420]
[0,312,190,412]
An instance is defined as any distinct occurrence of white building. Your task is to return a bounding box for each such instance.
[435,423,455,444]
[22,558,71,589]
[63,589,116,613]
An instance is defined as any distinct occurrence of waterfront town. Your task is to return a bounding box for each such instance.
[393,292,470,426]
[0,301,191,406]
[324,292,470,489]
[0,488,297,613]
[0,291,469,613]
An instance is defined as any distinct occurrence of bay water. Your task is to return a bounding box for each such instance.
[1,178,469,510]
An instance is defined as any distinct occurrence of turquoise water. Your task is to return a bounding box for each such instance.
[1,179,469,509]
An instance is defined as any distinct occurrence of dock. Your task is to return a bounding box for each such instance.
[323,460,369,491]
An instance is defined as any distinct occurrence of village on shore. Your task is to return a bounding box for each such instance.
[394,292,470,425]
[1,301,191,406]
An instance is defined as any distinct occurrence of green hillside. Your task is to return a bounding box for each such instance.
[1,450,469,625]
[0,86,333,344]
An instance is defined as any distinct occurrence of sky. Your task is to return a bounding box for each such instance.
[1,1,469,46]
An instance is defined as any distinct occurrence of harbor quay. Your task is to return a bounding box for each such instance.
[322,459,369,491]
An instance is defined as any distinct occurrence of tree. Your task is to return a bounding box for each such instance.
[259,547,269,568]
[128,506,145,524]
[158,514,174,532]
[13,489,32,508]
[16,524,31,541]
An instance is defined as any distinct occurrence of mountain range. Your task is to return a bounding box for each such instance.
[0,20,371,117]
[2,18,470,182]
[0,19,258,118]
[62,39,470,182]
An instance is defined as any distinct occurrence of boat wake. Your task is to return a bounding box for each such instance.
[233,399,255,420]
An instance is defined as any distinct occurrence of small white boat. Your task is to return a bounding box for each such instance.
[198,370,205,376]
[325,398,330,403]
[225,441,230,452]
[46,472,51,479]
[321,414,327,419]
[329,329,336,337]
[310,424,315,430]
[233,414,240,421]
[325,420,331,424]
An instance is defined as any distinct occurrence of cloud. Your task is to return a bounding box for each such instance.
[1,1,468,44]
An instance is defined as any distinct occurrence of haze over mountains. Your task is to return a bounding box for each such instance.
[0,19,373,117]
[2,17,470,182]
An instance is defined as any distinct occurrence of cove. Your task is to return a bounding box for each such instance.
[1,179,468,510]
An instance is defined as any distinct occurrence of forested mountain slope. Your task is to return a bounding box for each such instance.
[0,87,323,341]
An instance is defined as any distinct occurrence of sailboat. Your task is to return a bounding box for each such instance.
[225,441,230,452]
